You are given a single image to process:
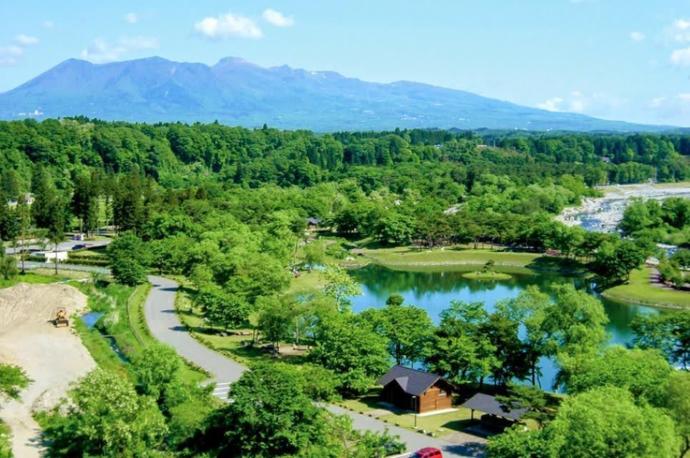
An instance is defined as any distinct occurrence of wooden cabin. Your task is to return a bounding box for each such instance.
[377,366,454,413]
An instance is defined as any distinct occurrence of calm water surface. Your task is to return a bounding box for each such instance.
[348,265,660,390]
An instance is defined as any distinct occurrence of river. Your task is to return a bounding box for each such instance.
[348,265,660,391]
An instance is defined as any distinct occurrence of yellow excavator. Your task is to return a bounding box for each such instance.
[53,307,69,328]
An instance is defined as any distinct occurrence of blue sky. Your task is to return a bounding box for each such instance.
[1,0,690,126]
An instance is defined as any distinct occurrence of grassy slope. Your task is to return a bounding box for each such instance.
[602,267,690,309]
[73,281,207,384]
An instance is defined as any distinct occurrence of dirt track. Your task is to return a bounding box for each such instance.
[0,283,95,458]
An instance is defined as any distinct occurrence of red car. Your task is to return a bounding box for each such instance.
[414,447,443,458]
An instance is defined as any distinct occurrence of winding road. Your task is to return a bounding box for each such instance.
[143,276,485,458]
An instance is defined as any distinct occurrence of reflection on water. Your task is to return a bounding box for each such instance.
[348,265,661,390]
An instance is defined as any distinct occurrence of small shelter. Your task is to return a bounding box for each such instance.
[306,217,321,231]
[377,366,453,413]
[461,393,527,428]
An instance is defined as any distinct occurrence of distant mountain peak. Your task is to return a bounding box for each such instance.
[0,56,668,132]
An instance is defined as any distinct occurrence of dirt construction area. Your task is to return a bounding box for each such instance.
[0,283,95,458]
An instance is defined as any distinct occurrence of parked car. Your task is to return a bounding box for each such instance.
[414,447,443,458]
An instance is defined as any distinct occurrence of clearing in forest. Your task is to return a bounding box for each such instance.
[0,283,95,458]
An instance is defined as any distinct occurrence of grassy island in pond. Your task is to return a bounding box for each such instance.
[462,270,512,281]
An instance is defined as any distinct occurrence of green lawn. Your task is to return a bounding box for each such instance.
[337,390,480,438]
[379,408,476,437]
[176,284,305,365]
[602,267,690,309]
[286,269,326,295]
[358,246,544,271]
[0,269,92,289]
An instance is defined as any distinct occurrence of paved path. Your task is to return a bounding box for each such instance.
[143,276,485,458]
[144,276,245,394]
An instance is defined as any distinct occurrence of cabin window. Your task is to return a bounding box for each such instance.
[438,390,446,397]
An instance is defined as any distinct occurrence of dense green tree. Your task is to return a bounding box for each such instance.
[497,287,551,386]
[106,232,149,285]
[196,284,251,330]
[201,363,337,457]
[666,371,690,457]
[361,295,434,365]
[131,344,182,406]
[633,311,690,369]
[71,172,99,234]
[546,387,679,458]
[425,301,499,385]
[374,212,415,245]
[310,314,390,395]
[563,346,672,405]
[544,284,608,359]
[257,295,296,352]
[489,386,679,458]
[593,238,648,283]
[43,369,167,457]
[0,364,29,399]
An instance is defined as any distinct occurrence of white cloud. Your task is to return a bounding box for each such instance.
[650,96,667,108]
[670,46,690,66]
[629,31,645,42]
[569,99,586,112]
[668,18,690,43]
[194,13,262,39]
[0,45,23,66]
[648,93,690,124]
[42,20,54,29]
[538,97,564,111]
[538,91,624,116]
[15,34,39,46]
[262,9,294,27]
[125,12,138,24]
[0,34,38,66]
[80,36,159,63]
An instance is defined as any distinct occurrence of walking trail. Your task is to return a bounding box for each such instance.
[144,276,485,458]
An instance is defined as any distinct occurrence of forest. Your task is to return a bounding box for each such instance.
[0,118,689,457]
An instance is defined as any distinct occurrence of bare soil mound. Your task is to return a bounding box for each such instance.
[0,283,96,458]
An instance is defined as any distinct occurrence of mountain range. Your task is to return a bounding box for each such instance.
[0,56,669,132]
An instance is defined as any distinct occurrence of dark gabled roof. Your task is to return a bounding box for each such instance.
[377,365,443,397]
[461,393,527,421]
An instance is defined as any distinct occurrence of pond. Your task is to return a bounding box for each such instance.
[348,265,660,391]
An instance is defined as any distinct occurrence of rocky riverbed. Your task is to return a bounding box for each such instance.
[557,182,690,232]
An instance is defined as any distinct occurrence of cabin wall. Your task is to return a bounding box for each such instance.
[418,384,452,413]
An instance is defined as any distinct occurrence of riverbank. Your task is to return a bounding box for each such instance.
[602,267,690,309]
